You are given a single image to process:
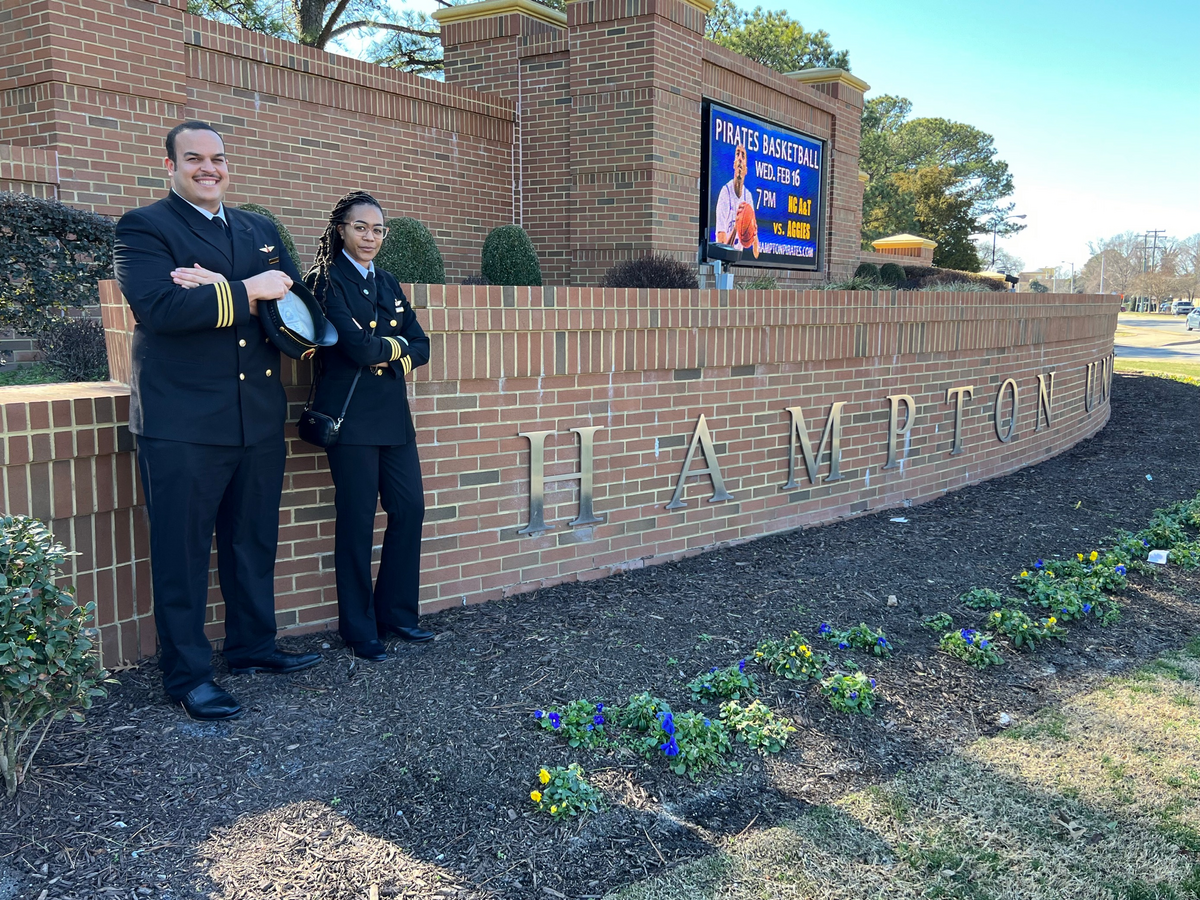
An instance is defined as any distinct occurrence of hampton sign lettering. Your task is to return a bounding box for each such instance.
[514,356,1114,536]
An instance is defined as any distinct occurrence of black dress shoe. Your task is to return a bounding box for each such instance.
[380,624,435,643]
[226,649,321,675]
[349,639,388,661]
[180,681,243,721]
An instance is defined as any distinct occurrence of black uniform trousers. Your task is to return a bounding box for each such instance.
[326,440,425,644]
[137,433,285,699]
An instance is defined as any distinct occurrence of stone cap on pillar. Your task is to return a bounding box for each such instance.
[785,67,870,105]
[433,0,567,29]
[871,233,937,260]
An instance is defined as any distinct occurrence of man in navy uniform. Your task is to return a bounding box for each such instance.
[114,121,320,720]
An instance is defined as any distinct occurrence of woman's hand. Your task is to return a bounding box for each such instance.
[172,265,228,289]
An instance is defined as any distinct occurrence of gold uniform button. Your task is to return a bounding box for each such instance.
[369,320,377,329]
[265,369,272,377]
[239,339,246,347]
[239,373,245,381]
[390,319,398,327]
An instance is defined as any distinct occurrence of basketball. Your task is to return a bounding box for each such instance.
[736,202,757,247]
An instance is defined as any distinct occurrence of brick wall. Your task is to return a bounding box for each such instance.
[0,283,1116,666]
[0,0,516,282]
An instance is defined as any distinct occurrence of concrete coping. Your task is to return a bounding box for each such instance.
[872,233,938,250]
[432,0,567,28]
[785,67,871,93]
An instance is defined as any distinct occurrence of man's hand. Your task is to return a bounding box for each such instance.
[241,270,293,317]
[172,264,228,289]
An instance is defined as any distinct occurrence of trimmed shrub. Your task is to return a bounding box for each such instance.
[879,263,907,288]
[600,255,699,289]
[1,515,106,797]
[853,262,881,283]
[39,317,109,382]
[461,273,491,286]
[236,203,300,272]
[902,265,1007,292]
[481,225,542,286]
[0,192,115,336]
[376,217,446,285]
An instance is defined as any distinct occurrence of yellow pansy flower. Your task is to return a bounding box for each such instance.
[550,805,558,814]
[539,768,551,784]
[1048,616,1057,625]
[1020,570,1028,577]
[1089,551,1098,562]
[1077,553,1084,562]
[530,790,542,803]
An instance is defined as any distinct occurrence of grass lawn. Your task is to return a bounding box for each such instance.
[610,642,1200,900]
[1116,358,1200,383]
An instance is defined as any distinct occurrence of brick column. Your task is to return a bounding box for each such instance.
[785,68,869,282]
[0,0,188,216]
[567,0,714,283]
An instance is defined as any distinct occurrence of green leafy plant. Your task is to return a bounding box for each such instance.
[600,255,698,289]
[986,607,1067,650]
[1,515,107,797]
[529,764,602,819]
[853,262,880,283]
[610,692,671,731]
[738,274,779,290]
[481,224,542,286]
[818,622,893,657]
[820,671,877,715]
[1012,565,1116,624]
[824,275,881,291]
[938,628,1004,668]
[630,709,732,778]
[878,262,906,287]
[959,587,1006,610]
[532,700,609,749]
[755,631,829,681]
[0,193,115,337]
[720,699,795,753]
[236,203,300,271]
[375,217,446,285]
[921,612,954,631]
[687,659,758,704]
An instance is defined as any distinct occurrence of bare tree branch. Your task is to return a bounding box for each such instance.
[327,18,440,40]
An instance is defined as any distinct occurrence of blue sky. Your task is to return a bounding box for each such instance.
[355,0,1199,273]
[779,0,1200,271]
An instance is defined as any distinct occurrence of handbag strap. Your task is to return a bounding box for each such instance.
[334,368,364,426]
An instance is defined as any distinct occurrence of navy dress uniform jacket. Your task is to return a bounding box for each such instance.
[308,252,430,443]
[114,191,303,447]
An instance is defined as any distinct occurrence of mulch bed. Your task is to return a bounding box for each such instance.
[2,372,1200,900]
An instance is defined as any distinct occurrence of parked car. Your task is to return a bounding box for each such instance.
[1171,299,1194,316]
[1187,308,1200,331]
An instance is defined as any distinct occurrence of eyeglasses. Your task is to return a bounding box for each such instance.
[342,221,389,239]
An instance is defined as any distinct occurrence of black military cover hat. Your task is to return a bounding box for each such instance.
[260,280,338,360]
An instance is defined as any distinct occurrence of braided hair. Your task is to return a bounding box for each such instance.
[307,190,386,309]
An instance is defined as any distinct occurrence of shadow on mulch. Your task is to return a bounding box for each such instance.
[2,373,1199,900]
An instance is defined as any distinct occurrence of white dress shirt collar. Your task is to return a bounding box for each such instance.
[342,248,375,279]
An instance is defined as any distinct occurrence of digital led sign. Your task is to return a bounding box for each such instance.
[700,100,826,270]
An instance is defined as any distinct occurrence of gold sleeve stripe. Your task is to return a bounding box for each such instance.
[401,356,412,376]
[385,337,404,362]
[215,282,234,328]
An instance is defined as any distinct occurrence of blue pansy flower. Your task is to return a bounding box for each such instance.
[586,723,594,731]
[838,641,848,650]
[980,639,989,649]
[596,703,604,712]
[869,678,876,687]
[877,637,888,647]
[818,623,831,635]
[850,691,858,699]
[961,628,976,642]
[1035,559,1044,569]
[738,659,746,673]
[1083,603,1092,613]
[1115,564,1126,575]
[703,718,711,727]
[533,710,544,720]
[710,666,718,674]
[658,711,676,736]
[593,714,605,725]
[661,737,680,756]
[548,712,561,729]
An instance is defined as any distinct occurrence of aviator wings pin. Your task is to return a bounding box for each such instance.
[260,245,275,254]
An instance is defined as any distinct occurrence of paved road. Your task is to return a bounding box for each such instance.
[1115,314,1200,361]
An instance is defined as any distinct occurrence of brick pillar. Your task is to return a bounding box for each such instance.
[785,68,868,281]
[566,0,713,283]
[0,0,187,216]
[436,0,570,281]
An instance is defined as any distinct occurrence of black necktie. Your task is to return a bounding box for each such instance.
[210,215,232,258]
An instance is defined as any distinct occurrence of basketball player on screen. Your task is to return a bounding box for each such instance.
[714,142,760,259]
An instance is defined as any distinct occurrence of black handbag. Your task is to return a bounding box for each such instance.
[297,367,363,448]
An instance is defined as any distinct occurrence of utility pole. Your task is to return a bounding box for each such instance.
[1145,229,1166,310]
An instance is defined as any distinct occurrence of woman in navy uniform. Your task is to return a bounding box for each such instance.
[306,192,432,661]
